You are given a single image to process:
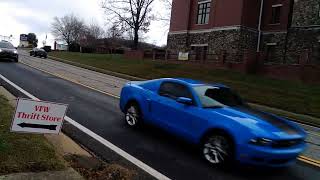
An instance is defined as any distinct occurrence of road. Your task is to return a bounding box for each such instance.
[18,51,320,161]
[0,57,319,179]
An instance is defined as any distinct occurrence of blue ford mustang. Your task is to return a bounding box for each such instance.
[120,78,306,167]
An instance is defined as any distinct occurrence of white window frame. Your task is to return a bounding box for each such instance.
[272,4,283,8]
[198,0,212,4]
[266,42,277,46]
[270,4,282,25]
[191,44,209,47]
[196,1,212,25]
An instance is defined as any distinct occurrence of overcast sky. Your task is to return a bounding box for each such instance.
[0,0,170,47]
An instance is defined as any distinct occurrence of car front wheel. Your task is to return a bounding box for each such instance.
[202,133,234,167]
[124,103,142,127]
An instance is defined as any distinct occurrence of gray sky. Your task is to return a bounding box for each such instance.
[0,0,170,47]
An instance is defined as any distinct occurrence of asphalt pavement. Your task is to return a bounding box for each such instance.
[0,58,319,180]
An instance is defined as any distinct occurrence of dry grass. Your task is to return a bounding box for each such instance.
[0,95,66,175]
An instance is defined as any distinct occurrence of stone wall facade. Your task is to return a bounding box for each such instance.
[167,33,188,52]
[167,0,320,65]
[286,0,320,64]
[167,27,258,62]
[292,0,320,26]
[261,32,287,64]
[286,27,320,64]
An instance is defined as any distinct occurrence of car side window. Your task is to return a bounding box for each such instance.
[159,82,193,100]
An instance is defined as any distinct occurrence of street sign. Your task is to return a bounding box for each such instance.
[11,98,68,134]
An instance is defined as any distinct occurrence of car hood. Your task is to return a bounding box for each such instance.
[0,48,15,53]
[212,106,306,139]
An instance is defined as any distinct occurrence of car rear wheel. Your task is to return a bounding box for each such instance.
[202,133,234,167]
[124,103,142,127]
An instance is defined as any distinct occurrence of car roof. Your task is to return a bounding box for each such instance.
[160,78,229,88]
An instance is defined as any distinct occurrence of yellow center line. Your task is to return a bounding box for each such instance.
[307,131,320,137]
[21,61,320,169]
[298,156,320,168]
[299,156,320,164]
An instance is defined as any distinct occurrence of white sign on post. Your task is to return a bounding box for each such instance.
[178,52,189,61]
[11,98,68,134]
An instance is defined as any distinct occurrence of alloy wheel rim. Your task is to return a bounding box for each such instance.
[203,136,229,164]
[126,106,138,126]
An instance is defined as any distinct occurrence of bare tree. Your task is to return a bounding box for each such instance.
[101,0,155,50]
[51,14,85,50]
[159,0,172,23]
[79,23,105,50]
[87,22,105,39]
[107,22,125,39]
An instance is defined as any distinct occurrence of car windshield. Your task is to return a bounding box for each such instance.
[0,42,14,49]
[193,85,245,108]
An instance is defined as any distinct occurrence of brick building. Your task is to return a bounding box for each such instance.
[167,0,320,64]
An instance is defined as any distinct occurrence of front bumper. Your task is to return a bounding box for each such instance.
[237,142,306,167]
[0,52,18,59]
[37,52,47,56]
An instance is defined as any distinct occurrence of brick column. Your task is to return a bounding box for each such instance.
[243,50,259,74]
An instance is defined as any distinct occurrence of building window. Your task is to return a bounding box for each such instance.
[197,1,211,24]
[265,43,278,63]
[271,4,282,24]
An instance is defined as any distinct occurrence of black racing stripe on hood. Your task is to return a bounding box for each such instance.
[234,106,298,135]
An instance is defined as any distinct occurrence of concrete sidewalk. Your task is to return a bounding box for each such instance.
[18,50,320,162]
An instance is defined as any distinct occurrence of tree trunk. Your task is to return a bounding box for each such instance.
[67,41,70,51]
[133,29,139,50]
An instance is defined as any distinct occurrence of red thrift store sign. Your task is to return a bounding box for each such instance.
[11,98,68,134]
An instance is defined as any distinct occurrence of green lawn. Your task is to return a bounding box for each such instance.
[0,95,66,175]
[49,51,320,124]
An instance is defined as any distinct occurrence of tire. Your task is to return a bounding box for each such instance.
[201,132,234,167]
[124,102,142,128]
[13,58,18,63]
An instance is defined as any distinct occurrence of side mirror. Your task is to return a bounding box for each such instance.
[176,97,193,105]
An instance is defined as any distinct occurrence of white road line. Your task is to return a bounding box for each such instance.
[0,74,39,101]
[0,74,170,180]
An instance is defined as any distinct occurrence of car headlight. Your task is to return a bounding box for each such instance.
[0,49,2,52]
[13,50,18,54]
[249,138,273,146]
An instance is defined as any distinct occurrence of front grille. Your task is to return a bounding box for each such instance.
[271,139,303,148]
[268,158,292,164]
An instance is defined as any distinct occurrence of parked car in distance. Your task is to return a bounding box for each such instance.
[30,48,47,58]
[0,41,18,62]
[42,46,52,52]
[120,78,307,167]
